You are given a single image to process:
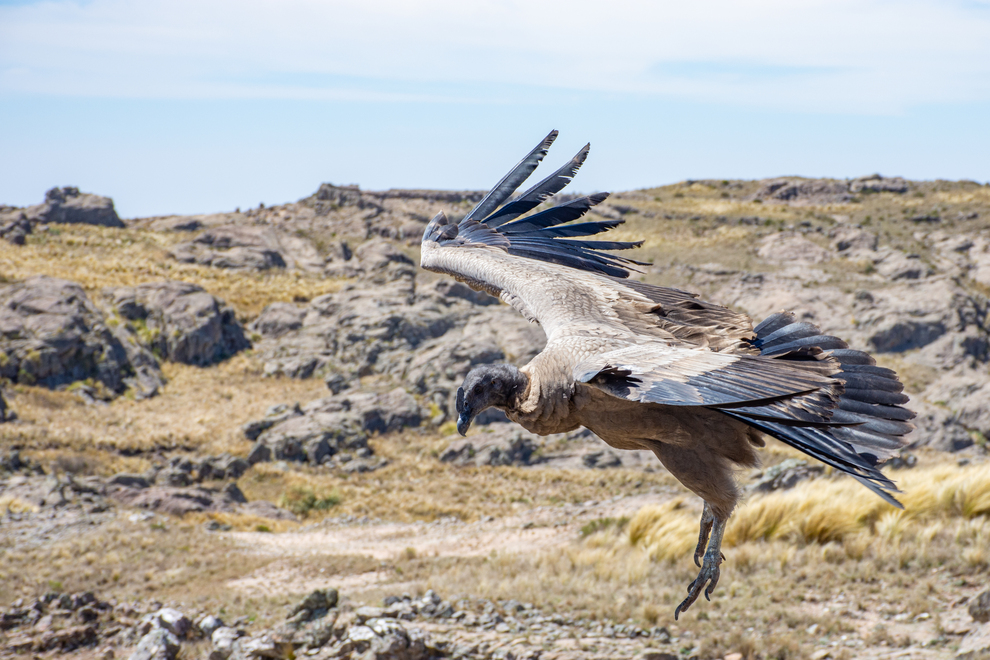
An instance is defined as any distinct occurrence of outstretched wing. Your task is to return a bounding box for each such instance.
[420,131,755,352]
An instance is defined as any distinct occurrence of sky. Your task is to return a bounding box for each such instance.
[1,0,989,218]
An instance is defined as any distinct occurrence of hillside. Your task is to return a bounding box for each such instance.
[1,176,989,660]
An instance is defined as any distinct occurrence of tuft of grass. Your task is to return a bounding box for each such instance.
[278,485,342,517]
[625,463,990,562]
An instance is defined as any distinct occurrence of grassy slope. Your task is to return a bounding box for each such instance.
[1,179,989,657]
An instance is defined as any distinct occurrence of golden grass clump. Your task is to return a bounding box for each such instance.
[626,463,990,563]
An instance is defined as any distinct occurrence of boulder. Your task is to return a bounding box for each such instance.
[0,276,164,397]
[958,622,990,659]
[756,233,831,265]
[197,615,225,639]
[0,388,14,422]
[831,225,878,254]
[0,213,31,245]
[23,187,124,228]
[169,225,323,272]
[128,628,179,660]
[103,280,249,366]
[750,459,824,493]
[250,303,305,339]
[441,427,538,467]
[848,174,909,194]
[753,178,850,204]
[254,412,369,466]
[971,590,990,624]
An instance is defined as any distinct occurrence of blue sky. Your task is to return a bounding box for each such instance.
[1,0,989,218]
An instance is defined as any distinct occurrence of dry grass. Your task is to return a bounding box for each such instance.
[0,224,346,317]
[0,355,327,465]
[627,463,990,557]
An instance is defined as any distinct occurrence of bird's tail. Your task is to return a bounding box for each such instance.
[721,312,915,507]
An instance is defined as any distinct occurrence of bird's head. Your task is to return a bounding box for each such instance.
[455,364,528,436]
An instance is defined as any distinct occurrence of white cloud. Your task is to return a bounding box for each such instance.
[1,0,989,112]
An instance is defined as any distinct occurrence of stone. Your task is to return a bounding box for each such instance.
[440,427,538,467]
[107,473,151,489]
[23,187,124,228]
[0,276,164,397]
[0,213,31,245]
[287,588,339,622]
[958,622,990,659]
[128,628,179,660]
[757,233,831,265]
[753,178,850,204]
[102,280,249,366]
[831,225,878,254]
[250,303,305,338]
[0,388,15,422]
[254,412,370,466]
[233,633,294,659]
[970,589,990,623]
[751,459,824,493]
[197,614,225,638]
[169,226,323,272]
[154,608,191,638]
[848,174,909,194]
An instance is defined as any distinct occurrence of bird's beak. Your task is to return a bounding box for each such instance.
[456,412,472,437]
[455,386,471,436]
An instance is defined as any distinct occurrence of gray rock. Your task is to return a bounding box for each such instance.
[255,412,369,466]
[103,280,249,366]
[209,626,241,660]
[831,225,878,253]
[756,233,831,265]
[128,628,179,660]
[154,608,191,638]
[750,459,824,493]
[24,187,124,228]
[232,633,294,659]
[848,174,909,194]
[170,225,323,272]
[250,303,305,338]
[958,622,990,659]
[197,614,225,639]
[441,428,538,467]
[969,589,990,624]
[0,213,31,245]
[753,178,850,204]
[241,403,303,441]
[199,453,250,481]
[107,473,151,489]
[287,588,338,622]
[0,388,15,422]
[0,276,164,396]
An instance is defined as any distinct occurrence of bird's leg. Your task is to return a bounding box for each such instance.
[693,501,715,568]
[675,511,727,620]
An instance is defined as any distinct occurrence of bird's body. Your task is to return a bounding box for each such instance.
[420,131,914,617]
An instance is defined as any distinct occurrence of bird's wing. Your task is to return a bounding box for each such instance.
[420,131,828,409]
[571,344,840,414]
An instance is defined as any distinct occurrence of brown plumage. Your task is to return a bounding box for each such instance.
[421,131,914,617]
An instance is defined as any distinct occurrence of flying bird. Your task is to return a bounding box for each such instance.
[419,131,914,617]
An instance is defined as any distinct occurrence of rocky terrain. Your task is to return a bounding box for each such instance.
[1,175,990,659]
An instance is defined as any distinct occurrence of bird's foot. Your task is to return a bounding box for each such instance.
[675,550,723,619]
[675,510,727,620]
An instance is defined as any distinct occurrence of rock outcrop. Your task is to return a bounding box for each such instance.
[169,225,323,272]
[22,187,124,228]
[103,281,249,366]
[0,276,163,397]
